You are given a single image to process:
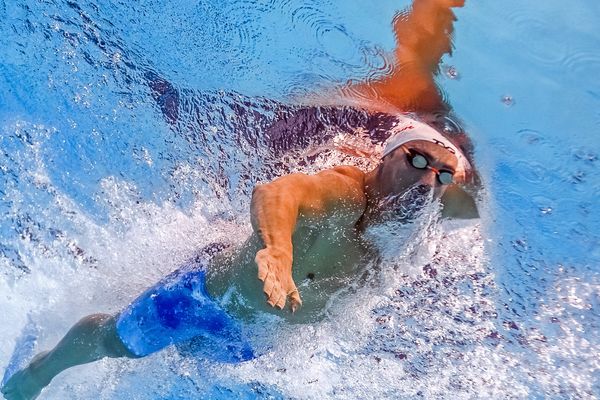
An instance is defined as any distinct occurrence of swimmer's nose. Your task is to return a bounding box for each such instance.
[419,170,438,188]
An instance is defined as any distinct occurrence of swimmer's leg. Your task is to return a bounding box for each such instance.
[1,314,134,400]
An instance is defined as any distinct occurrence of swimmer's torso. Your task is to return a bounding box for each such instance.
[206,222,368,323]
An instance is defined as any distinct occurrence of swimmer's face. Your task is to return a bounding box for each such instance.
[377,140,462,199]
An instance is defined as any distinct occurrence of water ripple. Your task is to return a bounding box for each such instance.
[506,8,600,89]
[505,9,569,70]
[562,46,600,82]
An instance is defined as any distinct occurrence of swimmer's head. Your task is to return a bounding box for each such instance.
[382,140,461,189]
[362,114,476,225]
[381,115,472,180]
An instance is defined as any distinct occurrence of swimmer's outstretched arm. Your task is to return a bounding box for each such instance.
[250,166,367,311]
[344,0,465,113]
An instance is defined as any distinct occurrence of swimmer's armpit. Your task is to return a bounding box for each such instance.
[344,0,465,113]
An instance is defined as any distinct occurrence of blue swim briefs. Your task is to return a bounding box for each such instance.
[116,249,255,363]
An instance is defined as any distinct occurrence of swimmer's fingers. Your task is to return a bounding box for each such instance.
[257,257,279,305]
[257,258,269,282]
[273,289,287,310]
[255,247,294,309]
[288,288,302,313]
[262,276,282,305]
[260,268,285,308]
[263,280,285,309]
[434,0,465,7]
[262,272,275,296]
[267,280,301,312]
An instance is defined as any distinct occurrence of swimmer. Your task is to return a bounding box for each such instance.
[1,1,478,399]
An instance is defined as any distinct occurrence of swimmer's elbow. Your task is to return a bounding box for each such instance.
[250,180,302,219]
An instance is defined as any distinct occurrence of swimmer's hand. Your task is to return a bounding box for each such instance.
[436,0,465,7]
[255,247,302,312]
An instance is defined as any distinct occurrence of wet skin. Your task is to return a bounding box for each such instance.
[207,222,370,323]
[1,314,131,400]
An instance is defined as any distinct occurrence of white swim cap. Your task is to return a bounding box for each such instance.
[382,115,472,175]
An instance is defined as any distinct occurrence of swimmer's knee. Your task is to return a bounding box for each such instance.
[97,315,140,359]
[75,313,136,359]
[69,313,113,336]
[79,313,112,326]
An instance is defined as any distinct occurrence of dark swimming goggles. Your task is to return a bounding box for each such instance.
[400,146,455,185]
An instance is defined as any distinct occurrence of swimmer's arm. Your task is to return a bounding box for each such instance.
[396,0,465,76]
[250,166,367,311]
[346,0,464,113]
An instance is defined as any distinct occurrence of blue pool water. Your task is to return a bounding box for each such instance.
[1,0,599,399]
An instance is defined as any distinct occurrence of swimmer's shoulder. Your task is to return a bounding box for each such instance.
[262,166,365,187]
[315,166,367,208]
[319,165,365,185]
